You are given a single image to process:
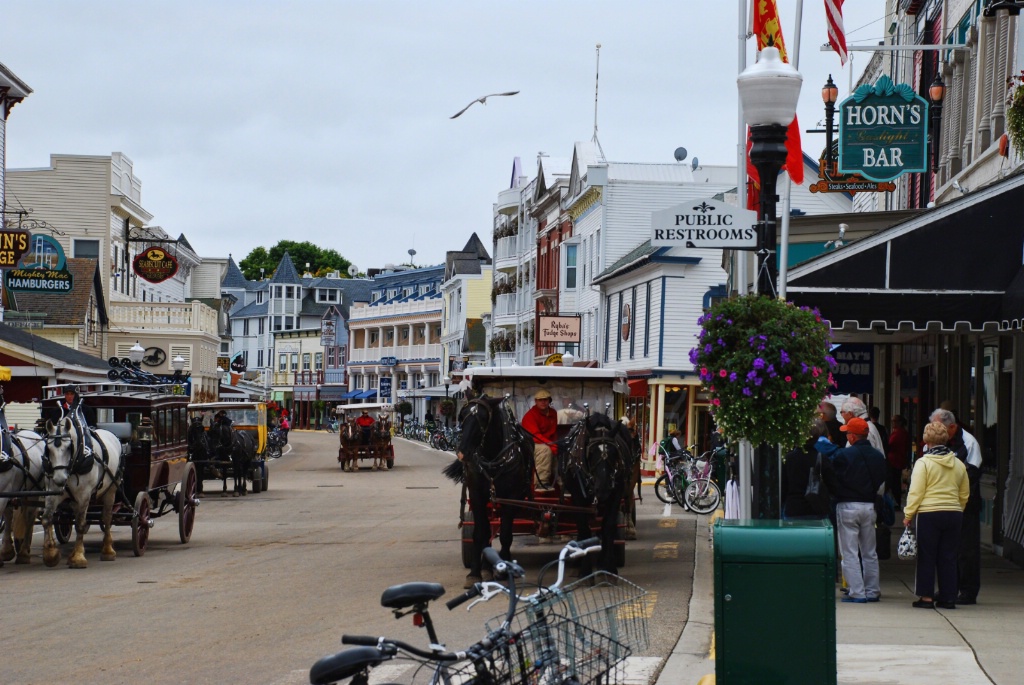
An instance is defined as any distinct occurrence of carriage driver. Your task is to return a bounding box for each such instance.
[522,389,557,492]
[356,408,375,444]
[59,386,92,459]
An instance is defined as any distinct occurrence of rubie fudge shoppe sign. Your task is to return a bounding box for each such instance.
[538,315,581,343]
[839,75,929,182]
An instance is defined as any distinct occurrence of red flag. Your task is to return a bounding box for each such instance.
[825,0,848,65]
[748,0,804,185]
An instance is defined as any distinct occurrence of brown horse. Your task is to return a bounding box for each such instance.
[370,415,392,471]
[338,419,360,471]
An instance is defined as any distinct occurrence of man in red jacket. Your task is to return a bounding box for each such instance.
[522,389,557,491]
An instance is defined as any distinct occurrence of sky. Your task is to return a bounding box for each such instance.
[1,1,888,273]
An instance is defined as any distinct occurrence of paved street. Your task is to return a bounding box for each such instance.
[2,429,702,685]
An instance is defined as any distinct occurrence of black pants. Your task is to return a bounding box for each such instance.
[959,471,982,601]
[886,463,904,508]
[916,510,963,603]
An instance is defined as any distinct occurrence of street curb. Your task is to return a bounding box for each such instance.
[654,514,716,684]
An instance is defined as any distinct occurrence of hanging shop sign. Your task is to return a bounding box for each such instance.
[809,143,897,194]
[537,315,581,343]
[379,376,392,400]
[133,246,179,284]
[838,75,929,182]
[0,228,31,267]
[4,234,74,293]
[320,318,337,347]
[651,198,757,249]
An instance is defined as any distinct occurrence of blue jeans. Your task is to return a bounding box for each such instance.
[837,501,879,600]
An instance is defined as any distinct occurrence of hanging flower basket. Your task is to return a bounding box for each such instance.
[690,295,837,449]
[1007,70,1024,158]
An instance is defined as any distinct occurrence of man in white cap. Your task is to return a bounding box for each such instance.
[522,389,557,491]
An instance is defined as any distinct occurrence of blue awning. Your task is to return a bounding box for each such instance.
[356,389,378,400]
[340,389,362,399]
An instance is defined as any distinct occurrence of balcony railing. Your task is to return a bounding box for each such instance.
[493,293,518,317]
[349,343,443,363]
[349,300,442,321]
[109,300,219,336]
[494,236,518,261]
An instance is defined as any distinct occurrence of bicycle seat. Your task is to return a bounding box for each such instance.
[380,582,446,609]
[310,646,387,685]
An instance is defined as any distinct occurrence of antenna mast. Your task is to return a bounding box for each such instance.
[592,43,606,160]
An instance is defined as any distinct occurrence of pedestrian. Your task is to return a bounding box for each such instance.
[841,396,885,454]
[782,418,838,520]
[903,420,970,609]
[869,406,889,447]
[886,415,911,508]
[521,389,557,491]
[929,408,983,605]
[818,401,844,445]
[828,416,887,603]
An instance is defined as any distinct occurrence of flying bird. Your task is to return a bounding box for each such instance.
[450,91,520,119]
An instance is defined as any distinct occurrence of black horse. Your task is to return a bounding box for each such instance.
[210,418,256,496]
[442,396,533,587]
[560,412,634,575]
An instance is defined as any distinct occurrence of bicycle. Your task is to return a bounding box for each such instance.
[681,450,722,515]
[266,427,287,459]
[310,540,638,685]
[653,443,695,507]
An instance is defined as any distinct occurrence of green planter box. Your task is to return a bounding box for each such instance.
[713,519,836,685]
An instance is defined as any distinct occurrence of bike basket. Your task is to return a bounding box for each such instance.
[489,572,649,654]
[474,617,630,685]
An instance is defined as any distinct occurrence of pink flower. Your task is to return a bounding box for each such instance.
[719,369,727,378]
[791,391,798,399]
[784,376,792,382]
[811,367,820,377]
[712,398,721,406]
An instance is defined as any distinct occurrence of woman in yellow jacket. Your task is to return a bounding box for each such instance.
[903,421,970,609]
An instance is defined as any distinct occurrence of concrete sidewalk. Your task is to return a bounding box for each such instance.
[655,519,1024,685]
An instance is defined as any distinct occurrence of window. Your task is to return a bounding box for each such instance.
[279,353,288,372]
[257,349,263,368]
[315,352,323,370]
[290,353,299,371]
[565,245,578,289]
[354,376,363,389]
[274,286,283,298]
[370,331,379,344]
[285,286,295,299]
[258,319,265,335]
[74,239,99,259]
[327,348,336,366]
[243,320,250,336]
[302,353,311,371]
[317,288,339,303]
[256,291,264,304]
[368,374,378,389]
[273,316,283,331]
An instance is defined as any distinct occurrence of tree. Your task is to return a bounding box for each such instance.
[239,241,353,281]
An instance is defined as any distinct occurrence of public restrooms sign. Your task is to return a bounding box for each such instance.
[651,198,757,250]
[838,75,929,182]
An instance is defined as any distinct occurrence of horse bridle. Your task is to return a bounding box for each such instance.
[464,398,523,481]
[45,421,96,479]
[565,420,623,504]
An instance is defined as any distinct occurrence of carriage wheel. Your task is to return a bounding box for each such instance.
[386,448,395,471]
[54,509,74,544]
[132,490,152,557]
[177,463,197,544]
[251,465,262,494]
[613,513,627,568]
[460,511,475,569]
[261,465,269,492]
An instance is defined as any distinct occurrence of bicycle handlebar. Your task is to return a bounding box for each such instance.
[341,635,459,662]
[445,584,481,610]
[482,547,524,580]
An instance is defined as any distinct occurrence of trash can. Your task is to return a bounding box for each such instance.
[713,519,836,685]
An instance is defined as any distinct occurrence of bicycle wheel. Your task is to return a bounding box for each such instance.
[654,475,675,504]
[683,479,721,515]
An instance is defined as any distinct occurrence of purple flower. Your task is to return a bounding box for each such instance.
[729,372,738,382]
[746,370,758,381]
[717,338,726,347]
[801,362,809,373]
[742,387,752,396]
[780,350,790,364]
[754,377,763,386]
[689,348,700,364]
[704,344,713,354]
[753,358,765,370]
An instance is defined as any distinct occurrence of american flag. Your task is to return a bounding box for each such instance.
[825,0,848,65]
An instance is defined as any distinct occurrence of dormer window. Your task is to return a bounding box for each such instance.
[317,288,339,303]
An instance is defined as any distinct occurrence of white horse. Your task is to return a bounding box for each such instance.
[0,429,48,566]
[41,418,123,568]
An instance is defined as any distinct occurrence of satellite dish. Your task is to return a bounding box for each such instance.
[673,147,688,162]
[347,264,359,277]
[691,157,700,171]
[408,249,417,258]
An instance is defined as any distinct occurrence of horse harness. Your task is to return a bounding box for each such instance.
[46,422,119,491]
[0,432,47,492]
[564,420,623,506]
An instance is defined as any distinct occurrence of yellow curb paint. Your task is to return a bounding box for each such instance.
[658,518,678,528]
[709,630,716,660]
[697,673,716,685]
[654,542,679,559]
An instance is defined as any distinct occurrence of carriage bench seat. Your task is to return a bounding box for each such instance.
[96,422,133,442]
[380,582,445,609]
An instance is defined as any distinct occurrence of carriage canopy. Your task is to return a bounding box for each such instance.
[187,401,268,453]
[462,366,629,422]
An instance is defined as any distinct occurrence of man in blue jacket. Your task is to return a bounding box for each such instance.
[824,417,888,603]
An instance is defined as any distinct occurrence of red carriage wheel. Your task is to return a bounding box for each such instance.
[177,462,197,544]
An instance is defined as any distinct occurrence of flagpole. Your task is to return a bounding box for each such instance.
[737,0,751,520]
[777,0,803,300]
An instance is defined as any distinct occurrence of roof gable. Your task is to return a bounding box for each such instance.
[222,256,249,288]
[269,252,302,284]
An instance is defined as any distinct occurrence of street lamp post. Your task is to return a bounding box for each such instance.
[442,375,451,427]
[215,367,225,400]
[128,341,145,367]
[737,46,803,519]
[929,73,946,174]
[822,75,839,174]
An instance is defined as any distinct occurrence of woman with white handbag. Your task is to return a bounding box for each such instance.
[903,421,971,609]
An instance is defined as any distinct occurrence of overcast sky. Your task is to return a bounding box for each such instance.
[2,1,886,272]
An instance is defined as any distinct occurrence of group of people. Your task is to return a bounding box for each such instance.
[783,396,981,609]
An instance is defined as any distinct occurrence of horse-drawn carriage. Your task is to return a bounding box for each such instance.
[186,401,270,495]
[1,382,198,567]
[336,402,395,471]
[446,366,638,584]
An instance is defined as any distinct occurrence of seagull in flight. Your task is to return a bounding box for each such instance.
[450,91,520,119]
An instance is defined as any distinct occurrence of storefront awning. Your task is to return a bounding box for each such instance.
[340,389,362,400]
[355,389,378,400]
[787,171,1024,338]
[628,378,648,398]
